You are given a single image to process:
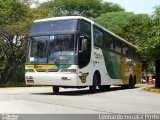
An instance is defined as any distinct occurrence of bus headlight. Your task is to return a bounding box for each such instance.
[26,76,33,79]
[62,77,71,80]
[26,76,34,83]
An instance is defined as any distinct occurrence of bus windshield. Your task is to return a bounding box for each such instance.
[27,34,76,64]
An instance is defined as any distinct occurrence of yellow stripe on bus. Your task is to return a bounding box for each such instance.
[25,65,57,70]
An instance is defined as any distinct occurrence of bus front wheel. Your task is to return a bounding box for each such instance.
[52,86,59,93]
[89,73,98,93]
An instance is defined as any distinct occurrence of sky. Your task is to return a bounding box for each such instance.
[39,0,160,14]
[105,0,160,14]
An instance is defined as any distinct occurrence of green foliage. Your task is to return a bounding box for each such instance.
[94,12,150,45]
[94,12,135,39]
[0,0,35,87]
[0,0,6,9]
[38,0,101,17]
[122,14,150,44]
[138,6,160,61]
[38,0,124,18]
[100,2,124,13]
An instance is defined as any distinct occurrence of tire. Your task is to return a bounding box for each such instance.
[98,85,110,91]
[52,86,59,93]
[128,76,135,89]
[89,73,97,93]
[121,76,135,89]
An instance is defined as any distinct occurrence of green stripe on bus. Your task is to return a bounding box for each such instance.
[102,48,121,79]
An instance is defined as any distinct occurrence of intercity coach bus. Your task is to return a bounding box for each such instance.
[25,16,142,93]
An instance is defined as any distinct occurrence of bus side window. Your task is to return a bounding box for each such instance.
[122,43,127,55]
[114,38,122,54]
[126,46,133,58]
[133,48,136,59]
[93,26,103,47]
[135,51,141,61]
[78,20,91,69]
[80,19,91,37]
[104,33,114,50]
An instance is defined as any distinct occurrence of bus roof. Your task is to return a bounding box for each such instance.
[33,16,136,48]
[34,16,94,24]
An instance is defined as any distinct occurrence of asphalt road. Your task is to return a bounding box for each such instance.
[0,85,160,114]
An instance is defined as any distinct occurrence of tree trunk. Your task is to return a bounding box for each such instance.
[155,59,160,88]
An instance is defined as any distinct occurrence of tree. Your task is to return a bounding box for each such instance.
[138,6,160,88]
[39,0,101,17]
[122,14,150,45]
[94,12,150,45]
[0,0,39,86]
[38,0,124,18]
[99,2,124,14]
[94,12,135,39]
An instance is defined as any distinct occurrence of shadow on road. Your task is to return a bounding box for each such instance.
[31,86,139,96]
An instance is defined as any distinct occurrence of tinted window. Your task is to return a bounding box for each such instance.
[137,53,142,61]
[28,35,75,64]
[134,50,142,61]
[94,26,103,46]
[79,20,91,36]
[132,48,136,58]
[31,20,78,33]
[104,33,114,50]
[29,36,48,63]
[122,43,128,55]
[114,39,122,53]
[48,35,75,64]
[78,20,91,68]
[126,46,133,58]
[78,35,91,68]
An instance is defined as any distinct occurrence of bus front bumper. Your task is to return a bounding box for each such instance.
[25,72,79,86]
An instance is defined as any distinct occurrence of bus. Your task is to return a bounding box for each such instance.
[25,16,142,93]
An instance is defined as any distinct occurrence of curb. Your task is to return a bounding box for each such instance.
[0,86,51,89]
[143,86,160,93]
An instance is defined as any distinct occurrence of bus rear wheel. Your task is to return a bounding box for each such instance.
[52,86,59,93]
[128,76,135,89]
[89,73,98,93]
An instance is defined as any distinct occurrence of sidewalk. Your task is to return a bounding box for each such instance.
[143,84,160,93]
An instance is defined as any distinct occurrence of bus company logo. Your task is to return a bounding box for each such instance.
[79,73,89,83]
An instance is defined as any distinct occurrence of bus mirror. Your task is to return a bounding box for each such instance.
[79,35,87,52]
[82,38,87,51]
